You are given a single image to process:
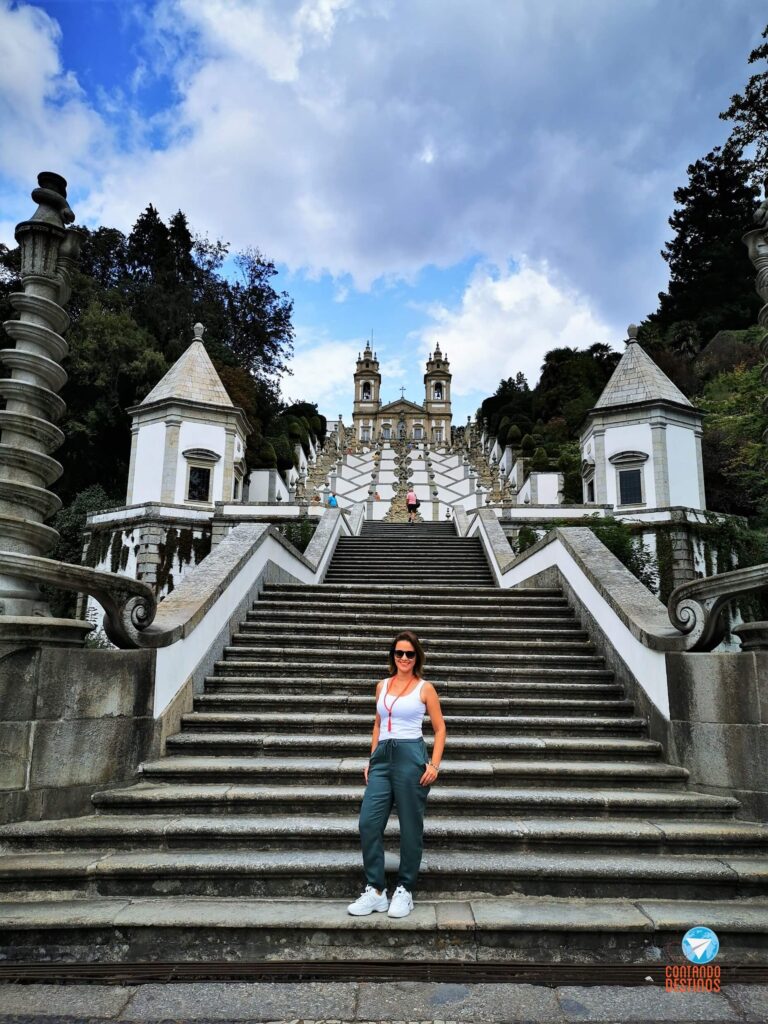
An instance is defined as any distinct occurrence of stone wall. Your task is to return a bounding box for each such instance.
[666,651,768,822]
[0,645,159,825]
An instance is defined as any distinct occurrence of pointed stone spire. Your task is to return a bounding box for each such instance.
[141,325,232,407]
[594,324,691,409]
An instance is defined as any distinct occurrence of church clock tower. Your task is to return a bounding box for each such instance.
[352,342,381,443]
[423,343,452,444]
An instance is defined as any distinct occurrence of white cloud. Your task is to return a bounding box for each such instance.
[416,260,619,404]
[71,0,759,325]
[1,0,763,336]
[283,328,358,418]
[0,1,107,188]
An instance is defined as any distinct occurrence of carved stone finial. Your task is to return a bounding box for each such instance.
[627,324,639,344]
[193,323,205,341]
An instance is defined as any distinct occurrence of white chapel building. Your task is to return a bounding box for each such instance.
[126,324,251,507]
[580,326,706,513]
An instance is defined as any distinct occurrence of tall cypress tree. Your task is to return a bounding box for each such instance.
[648,144,760,344]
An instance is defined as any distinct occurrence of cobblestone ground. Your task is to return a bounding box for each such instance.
[0,981,766,1024]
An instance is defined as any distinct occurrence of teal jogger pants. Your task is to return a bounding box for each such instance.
[359,737,431,893]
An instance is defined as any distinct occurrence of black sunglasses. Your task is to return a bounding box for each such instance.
[392,649,417,660]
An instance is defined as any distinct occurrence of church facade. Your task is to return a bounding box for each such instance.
[351,342,452,444]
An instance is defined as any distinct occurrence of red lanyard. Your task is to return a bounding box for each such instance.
[383,676,417,732]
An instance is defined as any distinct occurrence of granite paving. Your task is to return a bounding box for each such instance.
[0,982,765,1023]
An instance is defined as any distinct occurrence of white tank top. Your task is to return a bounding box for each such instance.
[376,677,426,741]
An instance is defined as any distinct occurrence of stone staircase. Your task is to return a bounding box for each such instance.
[0,523,767,963]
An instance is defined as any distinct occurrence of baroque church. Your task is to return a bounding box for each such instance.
[351,341,452,444]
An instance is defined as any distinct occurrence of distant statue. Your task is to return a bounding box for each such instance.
[754,180,768,230]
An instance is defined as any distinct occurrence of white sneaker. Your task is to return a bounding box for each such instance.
[347,885,388,916]
[387,885,414,918]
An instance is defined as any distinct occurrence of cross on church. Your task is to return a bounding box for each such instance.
[399,386,406,399]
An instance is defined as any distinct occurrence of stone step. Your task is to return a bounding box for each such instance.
[229,635,597,655]
[325,554,491,564]
[323,569,492,580]
[249,606,581,622]
[138,755,683,788]
[264,583,563,598]
[216,661,610,682]
[4,813,764,855]
[90,782,738,818]
[237,624,590,643]
[193,694,635,719]
[166,731,663,760]
[0,847,765,900]
[2,894,764,964]
[323,575,496,585]
[325,559,491,569]
[221,647,606,670]
[212,665,617,684]
[251,599,573,617]
[201,676,625,700]
[180,712,641,735]
[258,591,568,608]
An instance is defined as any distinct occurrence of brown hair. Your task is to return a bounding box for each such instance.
[387,630,425,677]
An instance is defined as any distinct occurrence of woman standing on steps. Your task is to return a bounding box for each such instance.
[348,630,446,919]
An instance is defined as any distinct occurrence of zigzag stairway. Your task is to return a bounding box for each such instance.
[0,522,766,962]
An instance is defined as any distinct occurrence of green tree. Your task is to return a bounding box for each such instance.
[721,24,768,179]
[647,145,760,341]
[60,302,166,502]
[699,363,767,519]
[530,446,549,471]
[229,248,295,380]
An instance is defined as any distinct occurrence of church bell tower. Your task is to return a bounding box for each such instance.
[352,342,381,443]
[423,343,452,444]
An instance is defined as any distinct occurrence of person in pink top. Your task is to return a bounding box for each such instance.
[406,485,418,524]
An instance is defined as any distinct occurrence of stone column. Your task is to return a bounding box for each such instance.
[160,415,181,504]
[650,417,671,507]
[126,424,139,504]
[0,172,89,642]
[222,427,236,501]
[668,523,696,588]
[592,429,608,504]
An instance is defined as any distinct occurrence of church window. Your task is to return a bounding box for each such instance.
[434,383,443,400]
[609,451,648,507]
[233,476,240,501]
[382,425,391,440]
[587,478,595,503]
[434,426,444,443]
[414,425,423,440]
[618,468,643,506]
[362,382,371,400]
[187,466,211,503]
[361,426,370,441]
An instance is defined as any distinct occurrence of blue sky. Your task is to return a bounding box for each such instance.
[0,0,765,424]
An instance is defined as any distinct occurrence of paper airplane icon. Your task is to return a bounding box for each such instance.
[686,937,712,959]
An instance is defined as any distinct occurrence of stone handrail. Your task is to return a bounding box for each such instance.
[0,552,155,648]
[668,562,768,651]
[452,505,470,537]
[471,520,686,651]
[473,518,768,654]
[0,506,352,651]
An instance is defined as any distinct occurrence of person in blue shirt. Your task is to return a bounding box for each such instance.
[328,493,338,507]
